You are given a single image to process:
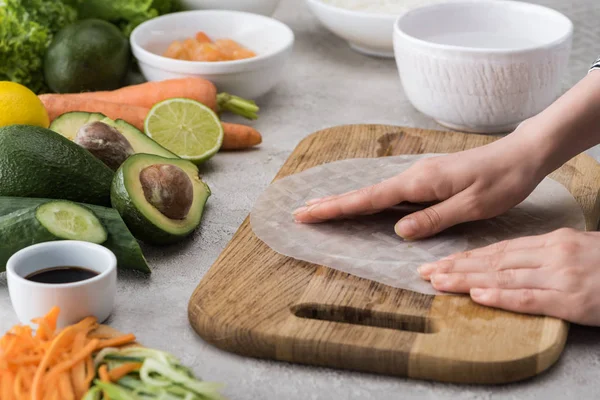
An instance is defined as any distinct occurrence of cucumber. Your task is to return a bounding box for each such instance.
[0,197,150,274]
[0,201,108,271]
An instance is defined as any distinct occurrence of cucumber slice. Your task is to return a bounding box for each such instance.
[36,201,107,243]
[0,201,107,270]
[0,197,150,274]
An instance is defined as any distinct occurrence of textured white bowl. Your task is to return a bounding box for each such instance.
[130,10,294,99]
[394,1,573,133]
[178,0,281,16]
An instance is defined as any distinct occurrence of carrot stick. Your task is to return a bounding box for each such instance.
[108,362,142,382]
[43,78,218,111]
[39,95,148,130]
[31,326,78,400]
[70,332,87,399]
[95,334,136,350]
[44,339,98,379]
[98,365,111,400]
[221,122,262,150]
[84,356,95,389]
[2,369,14,400]
[58,373,74,400]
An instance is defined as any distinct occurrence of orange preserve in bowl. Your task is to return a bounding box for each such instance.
[164,31,257,62]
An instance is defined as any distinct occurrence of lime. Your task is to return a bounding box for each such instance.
[0,81,50,128]
[144,98,223,164]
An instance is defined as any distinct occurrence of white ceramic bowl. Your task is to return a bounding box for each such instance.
[7,241,117,328]
[305,0,397,57]
[130,11,294,99]
[305,0,448,58]
[179,0,281,16]
[394,1,573,133]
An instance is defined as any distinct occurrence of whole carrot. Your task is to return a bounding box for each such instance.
[41,97,262,150]
[39,95,148,131]
[221,122,262,150]
[70,78,218,111]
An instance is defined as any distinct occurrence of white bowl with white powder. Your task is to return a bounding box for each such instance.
[305,0,447,57]
[394,1,573,133]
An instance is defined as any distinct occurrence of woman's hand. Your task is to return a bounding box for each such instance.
[293,127,551,240]
[419,228,600,326]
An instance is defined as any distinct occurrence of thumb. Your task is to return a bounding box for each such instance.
[395,195,472,240]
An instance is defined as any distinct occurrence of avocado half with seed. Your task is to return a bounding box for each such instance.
[111,154,211,245]
[49,112,178,170]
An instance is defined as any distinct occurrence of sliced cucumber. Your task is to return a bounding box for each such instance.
[49,111,106,141]
[36,201,107,243]
[0,197,150,274]
[0,201,108,271]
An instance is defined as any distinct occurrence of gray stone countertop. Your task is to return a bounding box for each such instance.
[2,0,600,398]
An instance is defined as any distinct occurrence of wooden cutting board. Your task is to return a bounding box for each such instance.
[188,125,600,384]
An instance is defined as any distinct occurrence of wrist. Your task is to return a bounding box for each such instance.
[497,117,562,180]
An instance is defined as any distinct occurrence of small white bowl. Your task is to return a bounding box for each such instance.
[179,0,281,16]
[394,1,573,133]
[305,0,397,58]
[130,10,294,99]
[7,241,117,328]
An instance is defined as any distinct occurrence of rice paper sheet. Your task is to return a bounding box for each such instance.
[250,155,586,295]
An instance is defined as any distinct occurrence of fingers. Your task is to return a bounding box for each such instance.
[394,193,474,239]
[419,248,544,280]
[445,234,549,261]
[470,288,566,318]
[430,269,545,293]
[293,177,408,223]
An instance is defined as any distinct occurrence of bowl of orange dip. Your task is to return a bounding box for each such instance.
[130,10,294,98]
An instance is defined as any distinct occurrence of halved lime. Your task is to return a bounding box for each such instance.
[144,98,224,164]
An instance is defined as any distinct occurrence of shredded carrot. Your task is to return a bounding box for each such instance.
[0,307,139,400]
[108,362,143,382]
[58,372,74,400]
[98,365,111,400]
[95,334,136,350]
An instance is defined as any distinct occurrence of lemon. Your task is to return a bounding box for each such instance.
[144,98,224,164]
[0,81,49,128]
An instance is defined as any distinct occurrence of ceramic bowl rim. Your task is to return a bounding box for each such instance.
[394,0,573,54]
[6,241,117,290]
[130,10,295,73]
[305,0,398,21]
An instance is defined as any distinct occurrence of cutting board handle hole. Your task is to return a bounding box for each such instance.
[291,303,439,334]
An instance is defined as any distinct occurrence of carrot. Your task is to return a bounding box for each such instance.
[98,365,111,400]
[221,122,262,150]
[45,339,98,379]
[41,78,218,111]
[39,95,148,130]
[2,369,14,400]
[70,332,87,399]
[108,362,142,382]
[195,32,212,43]
[95,334,136,350]
[58,372,74,400]
[31,325,78,400]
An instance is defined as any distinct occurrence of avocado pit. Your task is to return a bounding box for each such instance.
[75,121,134,170]
[139,164,194,220]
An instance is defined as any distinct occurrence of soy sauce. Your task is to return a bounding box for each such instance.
[25,266,99,284]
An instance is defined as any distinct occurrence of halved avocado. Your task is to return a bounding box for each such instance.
[49,111,105,138]
[50,112,178,163]
[111,154,210,245]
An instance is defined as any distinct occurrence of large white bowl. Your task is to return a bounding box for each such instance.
[130,10,294,99]
[394,1,573,133]
[178,0,281,16]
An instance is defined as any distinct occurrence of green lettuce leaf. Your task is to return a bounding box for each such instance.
[0,0,77,93]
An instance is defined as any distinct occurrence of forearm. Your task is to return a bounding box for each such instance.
[508,69,600,175]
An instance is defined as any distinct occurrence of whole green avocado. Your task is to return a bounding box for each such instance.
[44,19,130,93]
[0,125,114,206]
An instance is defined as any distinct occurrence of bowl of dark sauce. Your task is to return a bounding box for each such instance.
[7,241,117,327]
